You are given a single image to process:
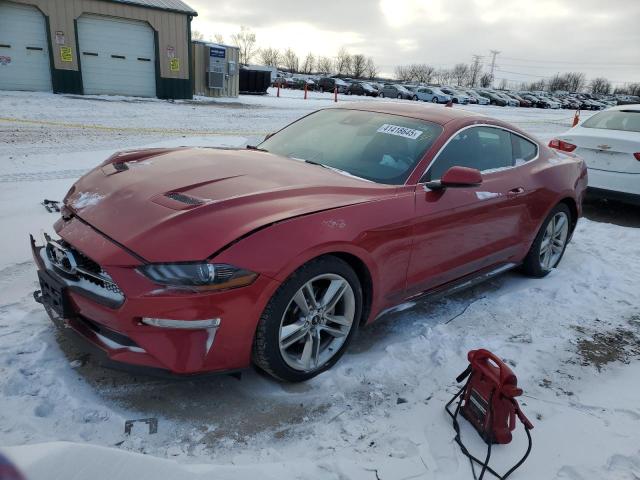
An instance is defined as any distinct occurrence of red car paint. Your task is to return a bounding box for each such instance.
[32,102,588,375]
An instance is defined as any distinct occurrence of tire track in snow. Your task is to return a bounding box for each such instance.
[0,169,89,183]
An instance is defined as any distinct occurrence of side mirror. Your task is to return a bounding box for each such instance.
[424,166,482,190]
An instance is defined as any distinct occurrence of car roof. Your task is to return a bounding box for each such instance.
[610,104,640,111]
[329,101,481,125]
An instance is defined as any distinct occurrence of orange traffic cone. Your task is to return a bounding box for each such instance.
[334,86,338,103]
[445,100,453,108]
[572,109,580,127]
[277,84,280,98]
[304,83,308,100]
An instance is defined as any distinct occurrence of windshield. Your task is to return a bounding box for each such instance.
[258,109,443,184]
[396,86,410,93]
[582,110,640,133]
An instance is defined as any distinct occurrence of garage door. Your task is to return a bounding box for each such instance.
[77,15,156,97]
[0,2,52,92]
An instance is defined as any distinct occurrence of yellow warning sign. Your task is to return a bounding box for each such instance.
[60,46,72,62]
[169,57,180,72]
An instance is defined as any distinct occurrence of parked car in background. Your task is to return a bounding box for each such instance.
[478,90,508,106]
[550,105,640,205]
[32,102,587,382]
[411,86,452,104]
[440,87,470,104]
[380,84,417,100]
[504,92,532,107]
[463,89,490,105]
[347,82,379,97]
[317,77,349,93]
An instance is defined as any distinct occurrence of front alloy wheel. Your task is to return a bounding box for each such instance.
[279,274,355,372]
[253,256,362,382]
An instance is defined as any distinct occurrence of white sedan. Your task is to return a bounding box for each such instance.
[550,105,640,205]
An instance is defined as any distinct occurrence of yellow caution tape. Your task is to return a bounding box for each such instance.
[0,117,268,136]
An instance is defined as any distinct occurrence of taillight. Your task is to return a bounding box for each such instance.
[549,139,577,152]
[634,152,640,161]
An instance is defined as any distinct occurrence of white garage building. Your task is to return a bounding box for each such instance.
[0,0,197,99]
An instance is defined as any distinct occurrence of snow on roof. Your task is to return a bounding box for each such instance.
[107,0,197,15]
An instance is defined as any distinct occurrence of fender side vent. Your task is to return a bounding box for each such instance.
[164,192,204,206]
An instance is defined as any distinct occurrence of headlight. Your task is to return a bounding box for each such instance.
[139,263,257,291]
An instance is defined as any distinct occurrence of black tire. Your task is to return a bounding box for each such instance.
[412,95,418,101]
[453,98,459,104]
[432,97,439,103]
[379,92,384,98]
[520,203,572,278]
[397,94,402,99]
[253,256,363,382]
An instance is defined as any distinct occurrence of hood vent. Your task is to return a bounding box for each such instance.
[164,192,205,206]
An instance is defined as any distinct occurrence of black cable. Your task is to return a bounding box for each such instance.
[445,372,534,480]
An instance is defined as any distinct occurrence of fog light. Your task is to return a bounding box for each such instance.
[141,318,221,329]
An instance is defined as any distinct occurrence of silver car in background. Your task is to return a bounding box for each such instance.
[411,86,452,104]
[440,87,471,105]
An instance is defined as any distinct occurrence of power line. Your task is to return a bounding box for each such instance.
[489,50,500,83]
[500,55,640,67]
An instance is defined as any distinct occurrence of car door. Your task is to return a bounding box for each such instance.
[406,125,535,295]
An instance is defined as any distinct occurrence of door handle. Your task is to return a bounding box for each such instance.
[507,187,525,196]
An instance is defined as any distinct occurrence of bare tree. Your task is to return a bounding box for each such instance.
[410,64,435,84]
[615,83,640,96]
[335,47,352,76]
[451,63,470,86]
[281,48,299,73]
[434,69,452,85]
[565,72,586,92]
[498,78,508,90]
[214,33,225,44]
[468,57,482,87]
[479,73,493,88]
[192,30,206,41]
[590,77,611,95]
[350,54,367,78]
[365,57,378,79]
[258,47,280,68]
[231,26,257,65]
[301,53,315,74]
[395,65,412,82]
[317,56,334,75]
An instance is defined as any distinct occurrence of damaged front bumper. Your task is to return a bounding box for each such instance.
[30,219,280,376]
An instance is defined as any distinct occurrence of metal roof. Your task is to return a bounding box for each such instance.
[108,0,198,15]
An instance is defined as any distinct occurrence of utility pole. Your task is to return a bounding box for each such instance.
[471,54,483,87]
[489,50,500,86]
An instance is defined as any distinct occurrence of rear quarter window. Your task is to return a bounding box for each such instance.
[511,134,538,165]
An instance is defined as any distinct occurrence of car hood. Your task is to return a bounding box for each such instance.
[64,148,396,263]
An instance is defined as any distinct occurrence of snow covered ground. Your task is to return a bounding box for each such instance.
[1,89,639,480]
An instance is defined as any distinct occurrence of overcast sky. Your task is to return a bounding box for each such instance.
[190,0,640,86]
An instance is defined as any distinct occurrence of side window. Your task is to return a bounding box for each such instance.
[427,127,514,180]
[511,134,538,165]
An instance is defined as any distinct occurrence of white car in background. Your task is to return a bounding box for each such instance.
[550,105,640,205]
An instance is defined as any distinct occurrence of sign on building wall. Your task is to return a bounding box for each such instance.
[166,45,175,58]
[55,31,65,45]
[0,56,11,66]
[60,46,72,62]
[210,47,226,59]
[170,57,180,72]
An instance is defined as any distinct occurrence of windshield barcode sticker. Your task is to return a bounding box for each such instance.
[377,124,423,140]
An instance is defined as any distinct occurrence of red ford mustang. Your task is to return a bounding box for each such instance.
[32,103,587,382]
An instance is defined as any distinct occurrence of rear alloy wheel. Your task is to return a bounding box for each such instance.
[397,94,403,99]
[412,95,418,101]
[432,97,439,103]
[253,256,362,382]
[379,92,385,98]
[521,204,571,277]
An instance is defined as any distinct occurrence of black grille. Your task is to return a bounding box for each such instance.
[56,240,124,298]
[165,192,204,206]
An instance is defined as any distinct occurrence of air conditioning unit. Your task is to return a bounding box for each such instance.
[208,71,224,89]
